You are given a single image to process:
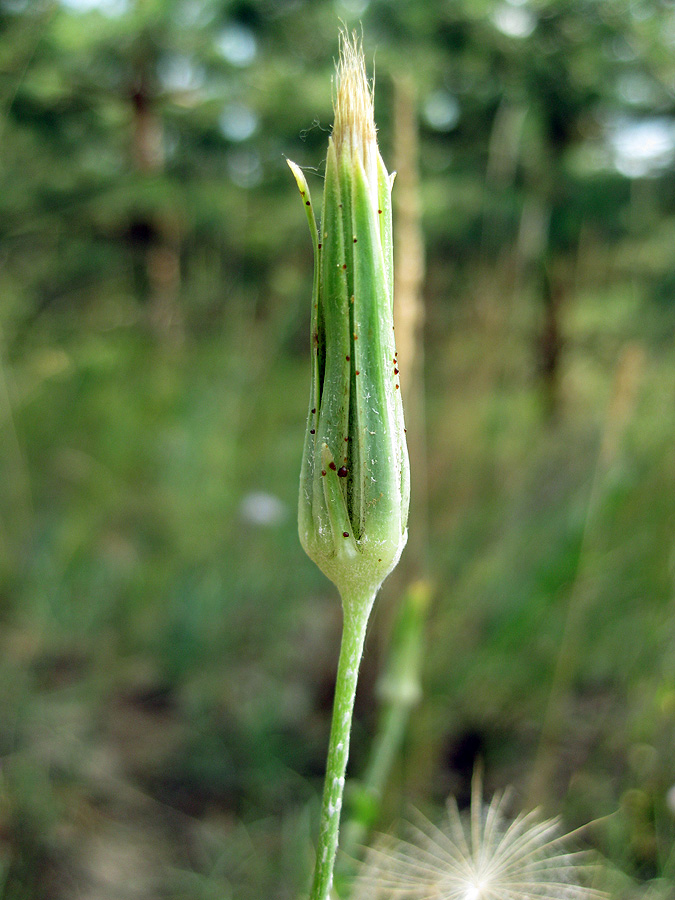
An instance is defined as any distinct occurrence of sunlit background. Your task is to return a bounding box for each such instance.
[1,0,675,897]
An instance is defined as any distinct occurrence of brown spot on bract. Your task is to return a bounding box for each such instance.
[305,201,311,206]
[342,264,347,270]
[346,355,350,361]
[344,437,349,442]
[310,429,315,434]
[311,408,316,414]
[318,243,322,249]
[337,466,348,478]
[378,209,382,214]
[343,532,349,538]
[329,462,337,471]
[394,368,399,375]
[353,237,357,243]
[395,384,399,389]
[321,469,327,476]
[355,370,360,375]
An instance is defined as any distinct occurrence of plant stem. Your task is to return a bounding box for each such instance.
[309,595,374,900]
[339,702,408,866]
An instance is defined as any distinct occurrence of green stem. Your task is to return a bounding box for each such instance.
[309,594,374,900]
[361,701,408,798]
[339,701,409,862]
[338,581,430,873]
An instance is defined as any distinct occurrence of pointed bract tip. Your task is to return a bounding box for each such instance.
[287,158,307,190]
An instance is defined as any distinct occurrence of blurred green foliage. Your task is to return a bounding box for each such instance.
[1,0,675,897]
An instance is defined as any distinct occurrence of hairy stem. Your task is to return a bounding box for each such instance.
[309,595,374,900]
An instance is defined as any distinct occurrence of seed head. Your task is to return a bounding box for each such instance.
[352,774,607,900]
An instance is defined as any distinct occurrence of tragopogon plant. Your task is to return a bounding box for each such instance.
[288,33,409,900]
[352,773,608,900]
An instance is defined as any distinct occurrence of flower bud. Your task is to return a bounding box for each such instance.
[289,35,409,610]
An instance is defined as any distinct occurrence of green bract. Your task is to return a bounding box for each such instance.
[289,44,409,610]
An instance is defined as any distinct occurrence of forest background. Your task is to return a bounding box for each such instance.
[1,0,675,897]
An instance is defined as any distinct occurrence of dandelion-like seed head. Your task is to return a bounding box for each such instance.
[352,775,607,900]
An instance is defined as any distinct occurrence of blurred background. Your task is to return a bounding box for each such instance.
[1,0,675,897]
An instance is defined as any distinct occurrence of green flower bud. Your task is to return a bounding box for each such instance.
[289,37,410,610]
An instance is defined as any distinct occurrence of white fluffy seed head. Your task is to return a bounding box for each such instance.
[352,774,608,900]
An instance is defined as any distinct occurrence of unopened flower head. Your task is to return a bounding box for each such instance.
[289,33,409,609]
[352,775,607,900]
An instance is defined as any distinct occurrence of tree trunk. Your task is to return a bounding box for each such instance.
[130,40,183,346]
[393,74,428,569]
